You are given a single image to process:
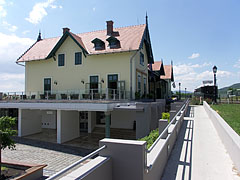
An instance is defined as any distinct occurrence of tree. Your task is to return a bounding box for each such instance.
[0,116,17,177]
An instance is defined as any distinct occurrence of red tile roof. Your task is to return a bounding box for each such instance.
[17,24,146,62]
[152,61,162,71]
[160,65,173,80]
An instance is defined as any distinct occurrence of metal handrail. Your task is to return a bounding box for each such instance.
[146,99,189,171]
[147,99,189,153]
[46,145,107,180]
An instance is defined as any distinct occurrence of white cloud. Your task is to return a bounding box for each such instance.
[0,0,5,5]
[0,5,7,17]
[59,5,62,9]
[93,7,96,11]
[22,30,30,35]
[234,59,240,68]
[25,0,61,24]
[188,53,200,59]
[0,73,24,92]
[0,32,34,92]
[173,63,232,91]
[0,32,34,62]
[2,20,17,32]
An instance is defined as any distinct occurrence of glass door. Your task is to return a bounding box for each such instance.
[79,111,88,132]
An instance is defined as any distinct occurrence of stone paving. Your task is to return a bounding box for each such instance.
[2,137,93,178]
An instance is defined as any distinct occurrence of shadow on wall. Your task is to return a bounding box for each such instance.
[161,106,194,180]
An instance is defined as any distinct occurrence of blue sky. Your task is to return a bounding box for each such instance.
[0,0,239,92]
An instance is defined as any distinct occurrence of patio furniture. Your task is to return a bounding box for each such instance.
[20,95,27,100]
[101,94,106,99]
[40,94,45,99]
[94,93,100,99]
[49,94,56,100]
[83,94,90,99]
[31,95,36,99]
[61,94,67,100]
[70,94,79,100]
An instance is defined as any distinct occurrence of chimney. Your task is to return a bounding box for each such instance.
[106,20,113,36]
[63,27,70,34]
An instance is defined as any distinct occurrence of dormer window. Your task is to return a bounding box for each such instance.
[91,38,105,50]
[106,36,120,49]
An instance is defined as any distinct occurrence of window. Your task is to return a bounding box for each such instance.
[75,52,82,65]
[44,78,51,93]
[90,76,99,93]
[91,38,105,50]
[58,54,65,66]
[106,37,120,49]
[143,77,147,95]
[108,74,118,90]
[140,52,144,66]
[138,74,141,93]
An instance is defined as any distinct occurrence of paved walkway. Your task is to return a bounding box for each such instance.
[2,138,92,178]
[162,105,240,180]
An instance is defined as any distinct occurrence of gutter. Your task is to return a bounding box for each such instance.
[130,50,140,100]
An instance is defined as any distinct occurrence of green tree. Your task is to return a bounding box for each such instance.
[0,116,17,177]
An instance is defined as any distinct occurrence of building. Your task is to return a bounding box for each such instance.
[194,80,217,100]
[0,17,167,146]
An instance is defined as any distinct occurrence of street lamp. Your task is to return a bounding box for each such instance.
[212,65,217,103]
[185,88,187,99]
[179,82,181,100]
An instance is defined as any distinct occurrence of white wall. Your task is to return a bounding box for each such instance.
[19,109,42,137]
[88,111,96,133]
[57,110,79,143]
[111,110,136,129]
[41,110,57,129]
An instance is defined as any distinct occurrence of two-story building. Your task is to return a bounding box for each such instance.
[0,18,168,147]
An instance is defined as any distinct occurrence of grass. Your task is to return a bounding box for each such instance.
[211,104,240,135]
[139,129,159,149]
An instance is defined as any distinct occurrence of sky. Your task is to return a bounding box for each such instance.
[0,0,239,92]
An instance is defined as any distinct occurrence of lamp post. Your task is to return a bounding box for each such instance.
[179,82,181,100]
[213,65,217,104]
[185,88,187,99]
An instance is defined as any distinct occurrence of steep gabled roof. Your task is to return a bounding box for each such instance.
[17,24,150,63]
[160,65,174,81]
[151,61,165,76]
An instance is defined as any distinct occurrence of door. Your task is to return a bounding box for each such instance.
[79,111,88,132]
[44,78,51,94]
[108,74,118,98]
[90,76,99,93]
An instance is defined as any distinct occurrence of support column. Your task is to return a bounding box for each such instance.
[105,112,111,138]
[57,110,61,144]
[18,109,22,137]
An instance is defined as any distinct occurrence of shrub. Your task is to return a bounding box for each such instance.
[162,112,170,123]
[139,129,159,149]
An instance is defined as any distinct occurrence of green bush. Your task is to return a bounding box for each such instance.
[162,112,170,123]
[139,128,159,149]
[135,92,141,100]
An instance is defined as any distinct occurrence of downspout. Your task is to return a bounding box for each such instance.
[130,50,140,100]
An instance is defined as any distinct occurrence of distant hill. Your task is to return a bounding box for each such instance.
[218,83,240,97]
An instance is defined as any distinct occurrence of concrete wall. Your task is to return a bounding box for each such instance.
[156,99,166,112]
[41,110,57,129]
[136,103,151,139]
[111,110,135,129]
[57,110,79,143]
[88,111,96,133]
[99,139,146,180]
[19,109,42,137]
[62,157,112,180]
[203,101,240,172]
[150,103,158,131]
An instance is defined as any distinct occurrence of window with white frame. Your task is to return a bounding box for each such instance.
[140,52,144,66]
[143,77,147,95]
[137,74,141,93]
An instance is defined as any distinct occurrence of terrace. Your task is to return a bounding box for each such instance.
[0,88,131,102]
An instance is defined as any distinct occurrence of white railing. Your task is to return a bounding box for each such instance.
[46,145,107,180]
[0,88,130,101]
[146,99,190,170]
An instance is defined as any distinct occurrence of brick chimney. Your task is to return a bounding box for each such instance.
[106,20,113,36]
[63,27,70,34]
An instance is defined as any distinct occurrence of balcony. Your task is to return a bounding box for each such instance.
[0,89,130,102]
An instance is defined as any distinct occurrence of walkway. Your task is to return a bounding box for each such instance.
[162,105,240,180]
[2,137,92,178]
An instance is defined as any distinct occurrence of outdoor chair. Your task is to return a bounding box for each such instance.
[70,94,79,100]
[49,94,56,100]
[40,94,45,100]
[61,94,67,100]
[31,95,36,99]
[20,95,27,100]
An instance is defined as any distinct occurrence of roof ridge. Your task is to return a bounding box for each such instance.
[39,24,146,40]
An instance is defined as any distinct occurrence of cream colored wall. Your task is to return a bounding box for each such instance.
[132,43,149,95]
[25,36,149,96]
